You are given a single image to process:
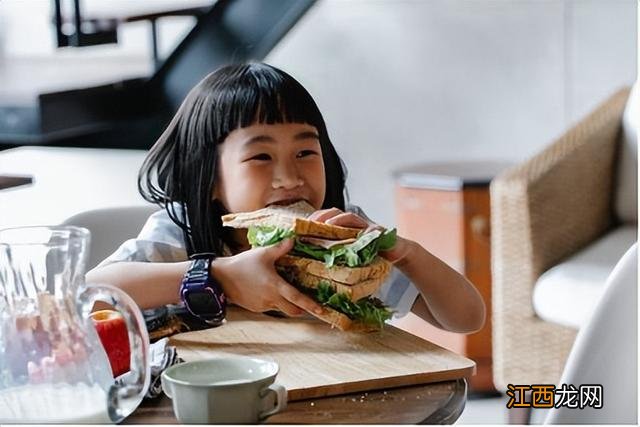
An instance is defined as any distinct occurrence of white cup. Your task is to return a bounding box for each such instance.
[161,356,287,424]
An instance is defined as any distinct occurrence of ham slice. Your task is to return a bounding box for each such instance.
[299,236,357,249]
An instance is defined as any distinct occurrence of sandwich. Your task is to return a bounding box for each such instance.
[222,201,397,332]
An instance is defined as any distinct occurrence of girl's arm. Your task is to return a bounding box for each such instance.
[86,261,188,310]
[382,237,486,333]
[310,208,486,334]
[86,239,324,315]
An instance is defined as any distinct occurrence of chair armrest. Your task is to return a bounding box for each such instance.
[490,87,630,389]
[491,87,630,278]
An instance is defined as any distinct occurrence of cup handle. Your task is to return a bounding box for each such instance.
[259,383,287,420]
[78,283,151,422]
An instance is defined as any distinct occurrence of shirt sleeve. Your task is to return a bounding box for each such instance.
[374,267,420,319]
[346,203,420,319]
[97,208,189,268]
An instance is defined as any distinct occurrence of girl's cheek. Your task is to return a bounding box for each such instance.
[307,160,326,208]
[216,165,263,212]
[241,164,272,185]
[238,166,272,206]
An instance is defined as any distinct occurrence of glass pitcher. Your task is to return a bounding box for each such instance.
[0,226,150,423]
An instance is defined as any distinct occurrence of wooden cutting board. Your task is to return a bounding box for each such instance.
[169,307,475,401]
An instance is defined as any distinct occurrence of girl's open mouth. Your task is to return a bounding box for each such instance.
[267,198,305,207]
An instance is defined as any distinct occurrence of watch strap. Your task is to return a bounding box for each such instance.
[180,257,226,325]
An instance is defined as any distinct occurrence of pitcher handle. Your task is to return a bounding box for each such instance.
[78,283,151,423]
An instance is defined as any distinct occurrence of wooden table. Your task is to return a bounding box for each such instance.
[128,307,473,424]
[125,378,467,424]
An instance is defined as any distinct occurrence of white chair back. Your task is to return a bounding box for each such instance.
[544,243,637,424]
[62,205,160,269]
[615,82,638,223]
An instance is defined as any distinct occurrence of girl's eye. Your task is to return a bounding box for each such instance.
[247,153,271,161]
[297,150,318,158]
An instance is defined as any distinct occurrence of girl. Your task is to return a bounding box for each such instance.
[87,62,485,333]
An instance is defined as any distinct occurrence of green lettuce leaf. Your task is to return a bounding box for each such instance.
[377,228,397,251]
[314,282,394,329]
[343,230,382,253]
[247,225,398,268]
[247,226,294,246]
[292,240,329,260]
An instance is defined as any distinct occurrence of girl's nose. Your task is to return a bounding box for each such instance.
[273,162,303,189]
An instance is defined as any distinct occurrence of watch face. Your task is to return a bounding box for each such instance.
[185,290,223,316]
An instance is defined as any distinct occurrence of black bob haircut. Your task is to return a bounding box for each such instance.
[138,62,347,257]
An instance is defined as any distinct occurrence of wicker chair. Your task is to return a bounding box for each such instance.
[490,87,632,391]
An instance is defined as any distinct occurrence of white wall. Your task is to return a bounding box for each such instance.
[0,0,636,226]
[0,1,200,101]
[266,0,637,226]
[0,0,199,59]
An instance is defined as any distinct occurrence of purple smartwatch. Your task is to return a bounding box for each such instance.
[180,257,226,325]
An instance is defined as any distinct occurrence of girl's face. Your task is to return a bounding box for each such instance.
[215,122,326,214]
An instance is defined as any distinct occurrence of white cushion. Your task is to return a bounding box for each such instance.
[532,225,637,329]
[615,83,638,223]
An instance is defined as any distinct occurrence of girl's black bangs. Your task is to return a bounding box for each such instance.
[215,71,321,136]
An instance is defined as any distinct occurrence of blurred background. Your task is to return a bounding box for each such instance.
[0,1,637,424]
[0,0,635,224]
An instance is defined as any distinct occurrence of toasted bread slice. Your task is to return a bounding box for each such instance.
[313,306,382,332]
[277,265,385,301]
[276,254,391,285]
[221,201,362,240]
[221,201,314,229]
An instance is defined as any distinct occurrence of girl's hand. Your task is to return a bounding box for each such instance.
[378,236,414,266]
[309,207,414,266]
[211,239,324,317]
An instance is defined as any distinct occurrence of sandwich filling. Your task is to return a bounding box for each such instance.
[247,225,397,268]
[247,225,397,328]
[312,282,392,329]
